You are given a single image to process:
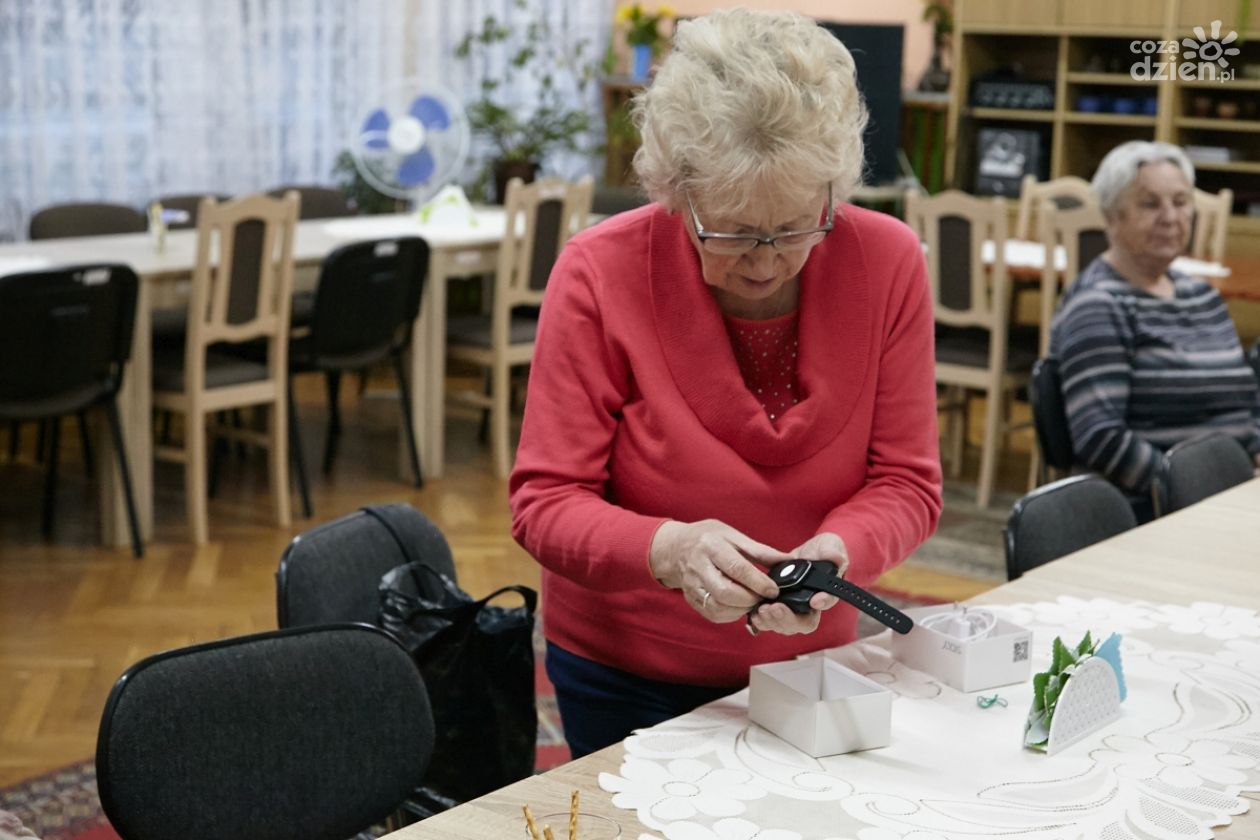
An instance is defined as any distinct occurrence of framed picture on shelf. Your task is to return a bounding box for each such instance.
[975,128,1043,196]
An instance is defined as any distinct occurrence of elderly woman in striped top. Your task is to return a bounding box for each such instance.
[1051,141,1260,518]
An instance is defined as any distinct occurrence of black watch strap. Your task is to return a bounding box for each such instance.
[821,576,914,635]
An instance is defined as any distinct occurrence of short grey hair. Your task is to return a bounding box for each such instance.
[1091,141,1195,217]
[631,8,868,216]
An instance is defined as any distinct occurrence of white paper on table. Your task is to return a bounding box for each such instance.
[980,239,1231,279]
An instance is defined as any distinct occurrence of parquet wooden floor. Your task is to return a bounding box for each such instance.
[0,375,1014,787]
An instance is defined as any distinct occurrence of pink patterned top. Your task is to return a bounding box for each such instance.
[723,309,801,423]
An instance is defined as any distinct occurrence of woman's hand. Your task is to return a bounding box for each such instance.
[747,532,847,636]
[649,519,786,623]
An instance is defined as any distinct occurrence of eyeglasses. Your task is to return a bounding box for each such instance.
[687,185,834,256]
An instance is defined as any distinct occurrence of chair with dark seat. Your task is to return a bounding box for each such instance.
[276,502,455,628]
[448,175,593,478]
[1004,474,1138,580]
[96,623,433,840]
[906,189,1036,508]
[268,184,354,219]
[1153,433,1254,516]
[28,202,147,240]
[286,237,430,516]
[151,192,299,543]
[1030,357,1074,479]
[0,265,143,557]
[1248,338,1260,385]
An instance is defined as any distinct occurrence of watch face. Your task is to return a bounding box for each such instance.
[769,560,811,588]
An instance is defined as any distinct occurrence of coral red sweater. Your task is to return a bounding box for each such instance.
[508,203,942,687]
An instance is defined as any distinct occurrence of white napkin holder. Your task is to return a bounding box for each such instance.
[890,604,1033,692]
[748,657,891,757]
[1045,655,1122,755]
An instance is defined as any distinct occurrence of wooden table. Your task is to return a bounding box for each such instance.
[0,211,508,546]
[384,478,1260,839]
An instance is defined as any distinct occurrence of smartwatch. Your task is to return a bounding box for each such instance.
[756,559,914,635]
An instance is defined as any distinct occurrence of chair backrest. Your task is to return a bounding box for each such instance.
[591,184,649,216]
[1004,474,1137,580]
[96,623,433,840]
[153,193,233,230]
[183,192,299,389]
[1248,337,1260,386]
[0,265,137,415]
[1036,199,1108,354]
[308,237,429,369]
[1154,433,1254,516]
[1030,356,1075,471]
[276,502,455,628]
[1014,175,1094,241]
[1191,187,1232,263]
[29,202,147,240]
[493,175,594,336]
[905,189,1010,333]
[268,184,354,219]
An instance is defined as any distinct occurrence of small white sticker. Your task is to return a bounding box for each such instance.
[81,268,110,286]
[778,563,796,578]
[374,241,399,258]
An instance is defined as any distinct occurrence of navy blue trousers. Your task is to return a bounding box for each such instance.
[545,642,739,759]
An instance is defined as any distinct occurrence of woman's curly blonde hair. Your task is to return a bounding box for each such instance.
[632,8,868,216]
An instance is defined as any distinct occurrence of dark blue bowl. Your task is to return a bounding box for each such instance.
[1112,97,1138,114]
[1078,95,1105,113]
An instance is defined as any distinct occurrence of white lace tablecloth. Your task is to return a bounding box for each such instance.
[599,598,1260,840]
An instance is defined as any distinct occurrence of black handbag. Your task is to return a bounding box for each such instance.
[367,506,538,812]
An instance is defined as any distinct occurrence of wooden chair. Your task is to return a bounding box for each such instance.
[907,189,1035,509]
[151,192,299,544]
[447,175,593,478]
[1013,175,1094,242]
[1035,199,1108,356]
[1191,187,1232,263]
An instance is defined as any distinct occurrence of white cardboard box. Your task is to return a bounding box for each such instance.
[748,657,892,757]
[890,604,1033,692]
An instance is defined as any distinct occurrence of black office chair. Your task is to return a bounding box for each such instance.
[1030,357,1074,476]
[285,237,429,516]
[96,623,434,840]
[152,193,233,230]
[1248,338,1260,386]
[276,502,455,629]
[29,202,147,240]
[1153,433,1254,516]
[0,265,143,557]
[1004,474,1138,580]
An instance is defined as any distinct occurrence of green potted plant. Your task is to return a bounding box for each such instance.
[456,1,604,203]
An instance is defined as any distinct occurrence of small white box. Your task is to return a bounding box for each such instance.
[748,657,892,757]
[890,604,1033,693]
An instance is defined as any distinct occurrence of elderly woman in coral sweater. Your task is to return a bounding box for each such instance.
[509,8,942,757]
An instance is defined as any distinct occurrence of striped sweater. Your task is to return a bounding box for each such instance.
[1050,257,1260,494]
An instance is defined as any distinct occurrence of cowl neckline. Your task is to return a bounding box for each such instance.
[648,206,873,466]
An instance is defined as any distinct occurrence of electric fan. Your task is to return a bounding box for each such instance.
[351,81,471,205]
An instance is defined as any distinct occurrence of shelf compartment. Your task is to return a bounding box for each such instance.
[1191,160,1260,174]
[1064,72,1158,86]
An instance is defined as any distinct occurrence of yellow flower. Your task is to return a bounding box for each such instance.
[659,4,676,17]
[615,5,633,24]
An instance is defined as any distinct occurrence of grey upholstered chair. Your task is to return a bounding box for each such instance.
[28,202,147,240]
[96,623,434,840]
[276,502,455,628]
[1004,474,1138,580]
[1154,433,1254,516]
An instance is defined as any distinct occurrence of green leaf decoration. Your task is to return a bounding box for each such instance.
[1025,632,1098,751]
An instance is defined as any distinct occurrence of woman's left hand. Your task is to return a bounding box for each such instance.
[747,532,847,636]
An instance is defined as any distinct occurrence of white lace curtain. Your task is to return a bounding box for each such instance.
[0,0,611,241]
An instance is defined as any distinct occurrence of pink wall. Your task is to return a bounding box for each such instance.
[659,1,935,91]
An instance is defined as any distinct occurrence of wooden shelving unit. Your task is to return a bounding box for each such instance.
[948,0,1260,257]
